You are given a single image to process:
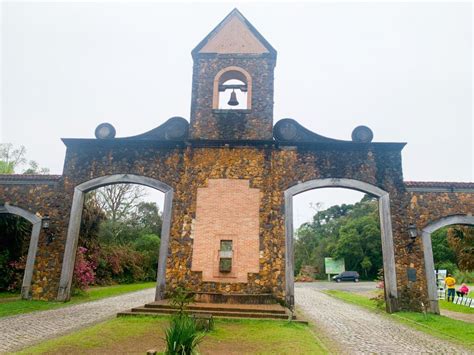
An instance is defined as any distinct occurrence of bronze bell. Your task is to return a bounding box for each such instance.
[227,89,239,106]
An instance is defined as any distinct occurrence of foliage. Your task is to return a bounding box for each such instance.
[94,245,146,285]
[0,251,14,291]
[7,257,26,292]
[0,214,31,292]
[294,196,382,279]
[0,143,49,174]
[93,184,146,223]
[447,226,474,271]
[72,247,96,291]
[436,261,458,275]
[165,315,205,355]
[431,227,457,269]
[453,270,474,284]
[370,268,386,310]
[169,285,195,316]
[132,201,163,236]
[0,143,26,173]
[74,188,163,287]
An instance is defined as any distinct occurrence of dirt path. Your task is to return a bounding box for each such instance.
[295,284,470,354]
[441,309,474,323]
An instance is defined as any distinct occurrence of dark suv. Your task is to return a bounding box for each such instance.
[332,271,360,282]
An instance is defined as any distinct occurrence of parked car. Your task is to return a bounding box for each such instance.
[332,271,360,282]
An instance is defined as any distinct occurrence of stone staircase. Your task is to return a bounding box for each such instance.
[117,293,306,323]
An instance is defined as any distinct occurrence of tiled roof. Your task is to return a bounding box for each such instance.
[405,181,474,190]
[0,174,62,183]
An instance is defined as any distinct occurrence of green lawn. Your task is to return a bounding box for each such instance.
[439,299,474,314]
[0,291,20,299]
[15,316,328,354]
[324,290,474,349]
[0,282,155,318]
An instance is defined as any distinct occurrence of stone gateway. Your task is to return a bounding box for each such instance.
[0,9,473,314]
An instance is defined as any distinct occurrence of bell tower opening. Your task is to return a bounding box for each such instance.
[213,67,252,110]
[190,8,277,140]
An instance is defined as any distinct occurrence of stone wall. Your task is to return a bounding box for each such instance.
[190,56,276,140]
[395,183,474,310]
[0,175,66,300]
[1,142,473,312]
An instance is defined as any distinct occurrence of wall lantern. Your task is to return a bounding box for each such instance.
[42,215,55,245]
[42,215,50,230]
[407,224,418,240]
[406,224,418,253]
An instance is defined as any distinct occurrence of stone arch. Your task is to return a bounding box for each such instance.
[0,204,42,300]
[284,178,398,313]
[421,214,474,314]
[212,66,252,109]
[57,174,174,301]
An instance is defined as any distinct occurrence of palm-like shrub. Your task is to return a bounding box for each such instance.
[165,315,204,355]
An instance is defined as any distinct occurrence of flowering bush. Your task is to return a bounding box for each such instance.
[371,268,385,310]
[8,257,26,292]
[72,247,96,291]
[94,245,145,285]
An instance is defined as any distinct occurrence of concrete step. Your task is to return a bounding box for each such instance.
[143,302,287,315]
[193,292,277,304]
[117,310,308,324]
[130,306,292,319]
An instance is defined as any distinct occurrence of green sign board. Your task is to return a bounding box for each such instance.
[324,258,345,274]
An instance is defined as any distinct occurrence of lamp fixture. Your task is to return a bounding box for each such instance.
[406,223,418,253]
[42,215,50,230]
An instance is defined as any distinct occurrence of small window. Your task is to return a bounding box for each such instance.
[219,258,232,273]
[220,240,233,251]
[219,240,233,273]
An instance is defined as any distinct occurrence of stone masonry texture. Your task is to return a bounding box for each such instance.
[1,10,473,312]
[2,141,473,311]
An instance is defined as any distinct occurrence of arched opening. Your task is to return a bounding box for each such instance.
[284,178,398,313]
[421,214,474,314]
[57,174,173,302]
[213,66,252,110]
[0,204,41,300]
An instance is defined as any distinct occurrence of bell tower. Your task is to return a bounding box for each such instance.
[190,9,277,140]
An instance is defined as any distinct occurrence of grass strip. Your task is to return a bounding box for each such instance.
[0,282,155,318]
[439,299,474,314]
[324,290,473,349]
[16,316,328,354]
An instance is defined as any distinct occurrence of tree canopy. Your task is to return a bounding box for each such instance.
[0,143,49,174]
[294,195,382,279]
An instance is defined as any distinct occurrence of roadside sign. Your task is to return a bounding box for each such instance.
[325,258,345,274]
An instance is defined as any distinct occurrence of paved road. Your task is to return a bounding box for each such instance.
[299,281,378,293]
[295,283,470,354]
[0,288,155,353]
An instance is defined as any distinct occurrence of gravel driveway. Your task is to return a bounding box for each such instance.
[0,288,155,353]
[295,283,470,354]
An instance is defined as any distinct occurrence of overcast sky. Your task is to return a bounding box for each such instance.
[1,1,472,227]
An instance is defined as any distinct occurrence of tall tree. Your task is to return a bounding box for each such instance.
[294,197,382,279]
[0,144,26,173]
[447,226,474,271]
[92,184,146,223]
[0,143,49,174]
